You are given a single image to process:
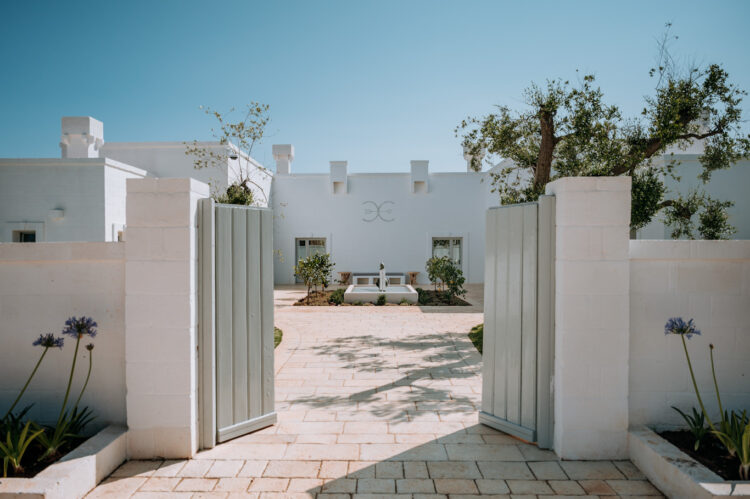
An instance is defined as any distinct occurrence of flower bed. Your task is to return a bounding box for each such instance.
[0,425,127,498]
[630,427,750,499]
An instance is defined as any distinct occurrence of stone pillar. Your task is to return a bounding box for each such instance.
[545,177,631,459]
[124,178,209,458]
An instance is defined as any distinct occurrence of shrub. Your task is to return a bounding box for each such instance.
[415,287,429,305]
[468,324,483,354]
[294,253,334,297]
[399,298,409,306]
[353,301,363,306]
[425,256,466,299]
[329,288,345,305]
[215,181,255,205]
[376,294,386,306]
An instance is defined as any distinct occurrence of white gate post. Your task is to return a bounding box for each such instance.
[124,178,209,458]
[545,177,631,459]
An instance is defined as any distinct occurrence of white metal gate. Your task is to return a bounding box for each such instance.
[480,196,555,448]
[198,199,276,449]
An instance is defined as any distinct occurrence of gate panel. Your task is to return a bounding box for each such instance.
[480,197,554,448]
[199,199,277,449]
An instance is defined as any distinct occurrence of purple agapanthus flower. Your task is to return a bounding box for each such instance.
[33,333,64,349]
[664,317,701,339]
[62,316,98,339]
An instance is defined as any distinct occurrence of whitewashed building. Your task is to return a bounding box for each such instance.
[1,116,747,284]
[0,116,271,243]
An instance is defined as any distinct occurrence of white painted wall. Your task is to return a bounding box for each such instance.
[0,159,145,242]
[101,142,271,207]
[546,177,632,460]
[272,169,497,284]
[637,156,750,240]
[0,242,126,429]
[629,240,750,428]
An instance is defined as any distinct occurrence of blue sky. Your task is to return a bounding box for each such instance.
[1,0,749,173]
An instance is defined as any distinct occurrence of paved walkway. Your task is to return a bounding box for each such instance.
[89,285,662,498]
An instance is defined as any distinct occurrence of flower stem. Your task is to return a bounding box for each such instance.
[709,346,725,423]
[56,336,81,428]
[3,348,48,420]
[73,349,93,410]
[682,335,715,430]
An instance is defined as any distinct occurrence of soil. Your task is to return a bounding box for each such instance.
[293,290,414,307]
[416,288,471,306]
[7,439,83,478]
[659,429,743,481]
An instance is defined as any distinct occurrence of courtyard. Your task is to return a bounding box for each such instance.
[87,285,662,498]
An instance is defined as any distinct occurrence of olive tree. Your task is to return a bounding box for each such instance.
[457,25,749,239]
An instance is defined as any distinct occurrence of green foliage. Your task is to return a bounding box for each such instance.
[399,298,410,306]
[294,253,334,297]
[457,24,749,238]
[274,327,283,348]
[699,198,736,240]
[468,324,483,354]
[415,287,429,305]
[663,190,735,239]
[353,301,363,306]
[329,288,345,305]
[376,294,386,306]
[0,419,44,477]
[631,168,667,231]
[215,181,255,206]
[713,410,750,480]
[672,406,709,451]
[671,323,750,479]
[425,256,466,298]
[185,103,271,204]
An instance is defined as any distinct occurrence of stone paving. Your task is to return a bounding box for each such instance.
[88,285,663,498]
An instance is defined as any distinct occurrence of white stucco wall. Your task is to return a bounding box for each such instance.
[0,159,145,242]
[272,170,497,284]
[101,142,271,206]
[638,156,750,240]
[629,240,750,428]
[0,242,126,428]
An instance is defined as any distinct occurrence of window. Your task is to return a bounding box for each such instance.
[295,238,326,282]
[12,230,36,243]
[432,237,461,265]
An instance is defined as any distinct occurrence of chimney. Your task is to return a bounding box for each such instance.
[330,161,348,194]
[463,145,484,172]
[410,160,429,193]
[60,116,103,158]
[272,144,294,174]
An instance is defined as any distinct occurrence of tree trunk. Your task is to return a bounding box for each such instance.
[535,112,555,189]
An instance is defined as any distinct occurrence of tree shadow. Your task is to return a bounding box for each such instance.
[285,333,481,422]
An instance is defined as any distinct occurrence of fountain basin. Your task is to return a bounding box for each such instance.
[343,284,418,304]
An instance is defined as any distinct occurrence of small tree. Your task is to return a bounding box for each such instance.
[294,253,334,297]
[425,256,466,299]
[185,103,272,205]
[426,256,449,292]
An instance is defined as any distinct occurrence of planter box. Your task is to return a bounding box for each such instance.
[0,425,127,499]
[629,426,750,499]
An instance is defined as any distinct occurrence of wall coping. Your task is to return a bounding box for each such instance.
[630,240,750,261]
[0,242,124,262]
